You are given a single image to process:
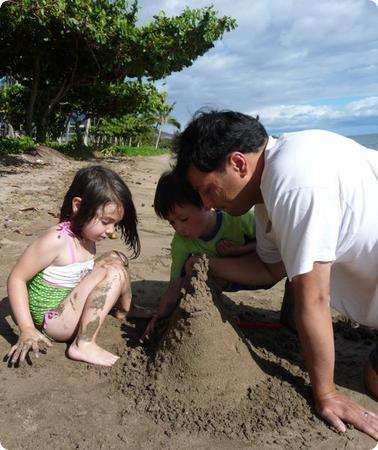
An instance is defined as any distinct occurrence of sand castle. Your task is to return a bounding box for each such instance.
[150,255,265,410]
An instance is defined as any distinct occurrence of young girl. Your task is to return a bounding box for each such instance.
[7,165,142,367]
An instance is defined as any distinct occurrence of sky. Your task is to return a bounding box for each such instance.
[137,0,378,137]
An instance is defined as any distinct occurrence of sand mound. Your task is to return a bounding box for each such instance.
[151,256,265,409]
[116,256,326,444]
[32,146,71,163]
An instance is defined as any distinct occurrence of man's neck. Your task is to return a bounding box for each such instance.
[244,146,265,206]
[202,208,219,238]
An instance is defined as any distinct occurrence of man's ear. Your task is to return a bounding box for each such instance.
[72,197,82,213]
[228,152,248,176]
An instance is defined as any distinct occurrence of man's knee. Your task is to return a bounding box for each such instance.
[279,279,297,332]
[364,344,378,399]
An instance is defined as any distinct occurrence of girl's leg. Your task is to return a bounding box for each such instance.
[66,262,126,366]
[95,251,133,319]
[45,252,131,366]
[98,251,154,320]
[44,267,108,341]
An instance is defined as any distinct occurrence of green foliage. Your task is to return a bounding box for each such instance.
[68,81,167,119]
[101,145,169,157]
[46,141,168,158]
[46,139,94,159]
[158,137,174,150]
[92,113,156,145]
[0,136,36,154]
[131,6,237,80]
[0,1,236,142]
[0,83,28,130]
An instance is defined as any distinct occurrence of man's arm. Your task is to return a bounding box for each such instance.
[207,251,285,286]
[216,239,256,257]
[292,262,378,439]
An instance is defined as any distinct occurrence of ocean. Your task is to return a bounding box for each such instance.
[349,133,378,150]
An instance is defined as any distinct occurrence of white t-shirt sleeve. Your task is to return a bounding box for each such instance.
[271,186,340,280]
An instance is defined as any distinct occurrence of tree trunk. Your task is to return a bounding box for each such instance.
[26,56,40,137]
[155,125,162,149]
[36,114,49,143]
[37,57,78,143]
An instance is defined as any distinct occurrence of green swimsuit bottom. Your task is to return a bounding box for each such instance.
[28,272,73,328]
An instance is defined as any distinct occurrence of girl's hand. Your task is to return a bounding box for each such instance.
[7,327,52,364]
[216,239,242,256]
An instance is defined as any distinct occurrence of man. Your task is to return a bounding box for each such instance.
[173,110,378,439]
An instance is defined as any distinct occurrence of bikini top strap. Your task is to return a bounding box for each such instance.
[56,221,77,264]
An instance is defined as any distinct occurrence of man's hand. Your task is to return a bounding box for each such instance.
[7,326,52,364]
[216,239,244,256]
[316,388,378,440]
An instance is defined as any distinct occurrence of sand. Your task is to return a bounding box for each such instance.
[0,148,377,449]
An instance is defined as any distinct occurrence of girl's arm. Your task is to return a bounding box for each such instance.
[7,228,64,363]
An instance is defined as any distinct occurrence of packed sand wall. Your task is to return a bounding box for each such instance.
[151,256,265,409]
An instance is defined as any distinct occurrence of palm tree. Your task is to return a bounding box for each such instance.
[155,103,181,149]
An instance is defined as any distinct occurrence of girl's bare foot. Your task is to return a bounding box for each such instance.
[67,341,119,367]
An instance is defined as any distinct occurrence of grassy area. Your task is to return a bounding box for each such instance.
[0,136,36,154]
[0,137,170,158]
[107,145,169,156]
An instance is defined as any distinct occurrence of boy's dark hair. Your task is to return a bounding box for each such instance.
[154,170,203,219]
[173,109,268,174]
[60,165,140,258]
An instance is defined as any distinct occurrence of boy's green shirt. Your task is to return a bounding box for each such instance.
[170,209,256,280]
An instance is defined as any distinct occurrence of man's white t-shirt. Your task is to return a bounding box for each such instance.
[255,129,378,327]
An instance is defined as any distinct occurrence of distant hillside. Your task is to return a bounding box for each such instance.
[350,133,378,150]
[161,131,175,140]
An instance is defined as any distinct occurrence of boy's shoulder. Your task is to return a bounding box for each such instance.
[171,231,199,245]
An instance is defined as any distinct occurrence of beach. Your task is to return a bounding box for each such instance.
[0,148,377,450]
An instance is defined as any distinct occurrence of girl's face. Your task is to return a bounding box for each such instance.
[82,202,124,242]
[166,203,212,239]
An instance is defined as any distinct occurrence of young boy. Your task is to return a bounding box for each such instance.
[141,170,273,342]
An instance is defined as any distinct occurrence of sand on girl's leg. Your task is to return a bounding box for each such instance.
[67,267,126,366]
[44,267,108,342]
[68,300,120,366]
[67,317,120,367]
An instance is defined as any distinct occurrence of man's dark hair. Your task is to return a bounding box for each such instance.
[173,109,268,174]
[60,165,140,258]
[154,170,203,219]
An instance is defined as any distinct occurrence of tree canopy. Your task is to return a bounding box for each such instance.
[0,0,236,143]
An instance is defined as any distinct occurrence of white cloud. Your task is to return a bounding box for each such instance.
[251,97,378,134]
[138,0,378,136]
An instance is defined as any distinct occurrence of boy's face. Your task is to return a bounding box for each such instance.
[166,203,209,239]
